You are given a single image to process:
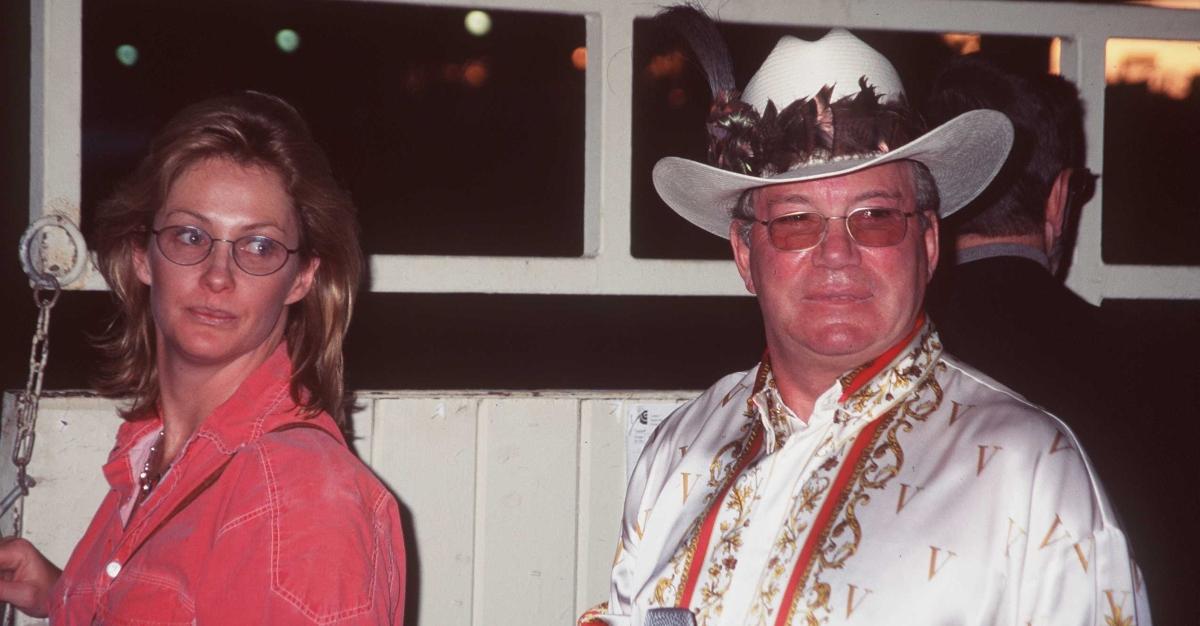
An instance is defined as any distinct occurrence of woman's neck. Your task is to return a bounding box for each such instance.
[154,338,282,463]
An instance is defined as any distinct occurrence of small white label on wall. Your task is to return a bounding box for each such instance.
[625,402,685,480]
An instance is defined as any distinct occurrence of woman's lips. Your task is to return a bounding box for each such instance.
[187,306,237,325]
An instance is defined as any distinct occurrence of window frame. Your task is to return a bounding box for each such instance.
[29,0,1200,301]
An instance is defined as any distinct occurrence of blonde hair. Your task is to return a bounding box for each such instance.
[91,91,363,424]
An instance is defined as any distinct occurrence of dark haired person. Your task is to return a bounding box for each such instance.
[0,92,405,623]
[580,10,1147,625]
[924,54,1108,432]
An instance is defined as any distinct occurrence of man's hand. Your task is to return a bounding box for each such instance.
[0,537,61,617]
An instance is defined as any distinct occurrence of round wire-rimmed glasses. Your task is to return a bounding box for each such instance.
[755,207,920,251]
[151,225,299,276]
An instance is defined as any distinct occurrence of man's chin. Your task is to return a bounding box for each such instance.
[796,325,877,357]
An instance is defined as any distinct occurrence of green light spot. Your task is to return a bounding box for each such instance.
[275,29,300,53]
[464,10,491,37]
[115,44,138,67]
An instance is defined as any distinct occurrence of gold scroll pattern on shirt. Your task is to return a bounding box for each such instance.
[650,401,763,609]
[786,373,945,625]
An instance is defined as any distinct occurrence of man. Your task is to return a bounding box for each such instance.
[924,54,1111,435]
[580,11,1148,626]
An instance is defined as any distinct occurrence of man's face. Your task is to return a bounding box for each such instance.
[731,162,939,373]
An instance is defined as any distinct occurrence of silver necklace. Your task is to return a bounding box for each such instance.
[138,429,167,499]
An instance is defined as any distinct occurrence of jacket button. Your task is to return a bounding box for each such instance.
[105,561,121,578]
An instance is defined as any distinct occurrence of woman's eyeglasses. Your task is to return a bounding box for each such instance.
[151,225,299,276]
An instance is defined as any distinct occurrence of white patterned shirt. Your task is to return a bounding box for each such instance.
[582,323,1149,626]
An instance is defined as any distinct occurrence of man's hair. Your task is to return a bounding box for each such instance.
[90,91,363,424]
[731,160,939,244]
[925,54,1084,238]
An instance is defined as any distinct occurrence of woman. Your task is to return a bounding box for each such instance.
[0,92,405,623]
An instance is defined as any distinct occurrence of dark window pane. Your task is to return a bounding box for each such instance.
[1102,38,1200,265]
[82,0,586,257]
[631,20,1051,259]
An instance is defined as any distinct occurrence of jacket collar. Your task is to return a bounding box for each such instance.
[106,343,344,487]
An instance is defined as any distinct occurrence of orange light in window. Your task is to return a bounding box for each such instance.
[1107,38,1200,99]
[572,46,587,71]
[942,33,981,55]
[646,50,685,80]
[463,60,488,87]
[1130,0,1200,7]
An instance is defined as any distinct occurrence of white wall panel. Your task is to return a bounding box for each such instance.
[575,399,627,615]
[474,397,580,625]
[22,395,119,568]
[372,397,479,625]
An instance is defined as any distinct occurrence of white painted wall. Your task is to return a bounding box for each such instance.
[0,391,692,625]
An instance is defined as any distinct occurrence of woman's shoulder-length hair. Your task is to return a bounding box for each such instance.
[91,91,363,425]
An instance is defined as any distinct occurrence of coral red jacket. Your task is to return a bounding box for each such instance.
[48,345,405,624]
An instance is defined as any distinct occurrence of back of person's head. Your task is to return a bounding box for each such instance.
[926,54,1084,238]
[91,91,363,424]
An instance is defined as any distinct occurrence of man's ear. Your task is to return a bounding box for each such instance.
[730,221,757,295]
[923,212,940,282]
[1044,168,1073,251]
[285,257,320,305]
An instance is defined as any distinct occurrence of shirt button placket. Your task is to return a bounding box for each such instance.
[105,560,122,578]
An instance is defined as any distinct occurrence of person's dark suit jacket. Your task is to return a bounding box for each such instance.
[927,252,1196,626]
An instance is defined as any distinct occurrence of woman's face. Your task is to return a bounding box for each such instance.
[134,157,319,370]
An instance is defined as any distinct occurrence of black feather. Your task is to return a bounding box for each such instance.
[654,4,736,98]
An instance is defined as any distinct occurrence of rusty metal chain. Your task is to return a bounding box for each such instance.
[0,280,58,626]
[0,279,60,536]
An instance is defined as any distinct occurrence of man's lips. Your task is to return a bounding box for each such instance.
[187,306,238,325]
[802,290,872,303]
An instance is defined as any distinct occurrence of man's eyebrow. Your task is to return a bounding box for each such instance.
[850,189,904,204]
[765,194,813,208]
[763,189,905,209]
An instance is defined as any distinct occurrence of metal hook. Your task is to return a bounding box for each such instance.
[18,214,88,289]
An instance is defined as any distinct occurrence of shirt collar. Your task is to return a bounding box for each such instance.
[109,342,341,461]
[955,242,1049,270]
[750,316,943,452]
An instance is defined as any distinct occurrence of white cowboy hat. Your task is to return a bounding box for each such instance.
[652,29,1014,239]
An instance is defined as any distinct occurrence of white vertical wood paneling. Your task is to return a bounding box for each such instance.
[574,399,627,615]
[473,397,580,625]
[21,396,120,568]
[372,397,479,625]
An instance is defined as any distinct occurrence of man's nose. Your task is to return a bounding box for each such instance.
[812,218,860,268]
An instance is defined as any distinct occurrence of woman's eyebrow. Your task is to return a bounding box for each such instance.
[160,208,211,224]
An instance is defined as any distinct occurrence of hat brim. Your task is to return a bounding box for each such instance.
[652,109,1014,239]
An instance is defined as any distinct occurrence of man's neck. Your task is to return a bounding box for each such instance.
[765,317,925,422]
[767,355,844,424]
